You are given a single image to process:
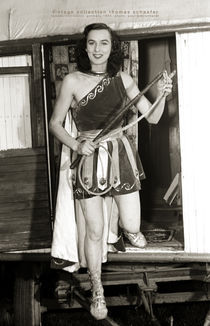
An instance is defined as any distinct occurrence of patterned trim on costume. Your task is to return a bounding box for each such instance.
[114,179,140,192]
[73,177,140,197]
[79,77,111,107]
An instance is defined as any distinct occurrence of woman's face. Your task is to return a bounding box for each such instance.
[86,29,112,71]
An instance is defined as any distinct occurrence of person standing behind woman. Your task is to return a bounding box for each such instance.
[49,23,172,320]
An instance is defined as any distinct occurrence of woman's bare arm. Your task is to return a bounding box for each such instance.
[120,71,172,124]
[49,74,95,156]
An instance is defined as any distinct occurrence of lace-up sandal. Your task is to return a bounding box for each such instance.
[88,271,108,320]
[124,230,147,248]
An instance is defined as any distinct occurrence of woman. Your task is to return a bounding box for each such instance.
[49,23,172,320]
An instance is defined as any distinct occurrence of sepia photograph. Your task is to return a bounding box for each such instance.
[0,0,210,325]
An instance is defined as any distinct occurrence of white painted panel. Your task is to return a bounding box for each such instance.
[22,77,32,147]
[0,74,32,150]
[16,76,25,147]
[2,57,9,67]
[0,78,7,149]
[8,56,16,66]
[10,77,19,149]
[3,76,13,148]
[0,55,32,67]
[176,31,210,253]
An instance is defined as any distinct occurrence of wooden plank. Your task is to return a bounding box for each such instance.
[0,156,47,165]
[0,227,51,238]
[0,162,47,172]
[0,66,31,74]
[0,225,51,235]
[0,147,45,158]
[0,238,51,247]
[0,214,50,223]
[0,44,32,56]
[0,220,50,230]
[0,172,48,182]
[72,270,207,292]
[0,252,51,261]
[42,290,210,311]
[0,192,48,203]
[0,200,49,212]
[0,224,51,251]
[0,221,51,234]
[154,291,210,304]
[0,229,51,240]
[0,227,51,237]
[0,239,51,252]
[0,170,47,182]
[0,219,51,230]
[0,181,48,193]
[0,207,50,218]
[0,213,50,223]
[0,222,51,233]
[0,174,48,184]
[0,220,51,236]
[0,238,50,247]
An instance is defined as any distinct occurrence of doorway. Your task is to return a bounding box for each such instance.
[138,36,183,248]
[44,36,184,251]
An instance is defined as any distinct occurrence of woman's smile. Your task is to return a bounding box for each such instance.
[86,29,112,71]
[93,54,103,59]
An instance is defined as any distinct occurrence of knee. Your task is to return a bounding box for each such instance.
[121,216,140,233]
[86,225,104,242]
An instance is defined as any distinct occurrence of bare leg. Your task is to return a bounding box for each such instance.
[79,196,108,320]
[114,191,147,248]
[80,196,104,272]
[114,191,141,233]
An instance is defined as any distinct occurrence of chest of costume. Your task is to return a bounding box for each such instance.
[71,75,127,131]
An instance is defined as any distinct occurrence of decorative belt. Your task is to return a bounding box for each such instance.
[77,127,123,142]
[72,128,139,195]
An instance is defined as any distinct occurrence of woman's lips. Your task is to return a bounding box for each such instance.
[93,54,103,59]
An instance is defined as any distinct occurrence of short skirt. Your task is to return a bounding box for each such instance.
[71,129,145,199]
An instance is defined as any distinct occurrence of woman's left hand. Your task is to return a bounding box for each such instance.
[157,70,173,97]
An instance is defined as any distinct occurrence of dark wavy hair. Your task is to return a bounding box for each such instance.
[75,23,123,77]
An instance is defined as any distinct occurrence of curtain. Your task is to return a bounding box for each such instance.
[176,31,210,253]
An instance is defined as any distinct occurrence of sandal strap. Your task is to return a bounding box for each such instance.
[123,230,147,248]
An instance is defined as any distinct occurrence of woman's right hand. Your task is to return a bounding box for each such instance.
[76,140,96,156]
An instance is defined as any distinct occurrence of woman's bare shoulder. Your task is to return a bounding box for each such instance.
[63,71,81,83]
[119,71,134,89]
[60,71,85,94]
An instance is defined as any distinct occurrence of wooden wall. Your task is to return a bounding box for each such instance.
[0,148,51,252]
[0,44,52,252]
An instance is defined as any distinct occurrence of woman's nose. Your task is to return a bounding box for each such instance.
[95,43,100,52]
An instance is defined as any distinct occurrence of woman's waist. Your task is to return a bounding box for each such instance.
[77,127,123,142]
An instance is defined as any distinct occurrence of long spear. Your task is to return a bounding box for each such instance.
[70,70,171,169]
